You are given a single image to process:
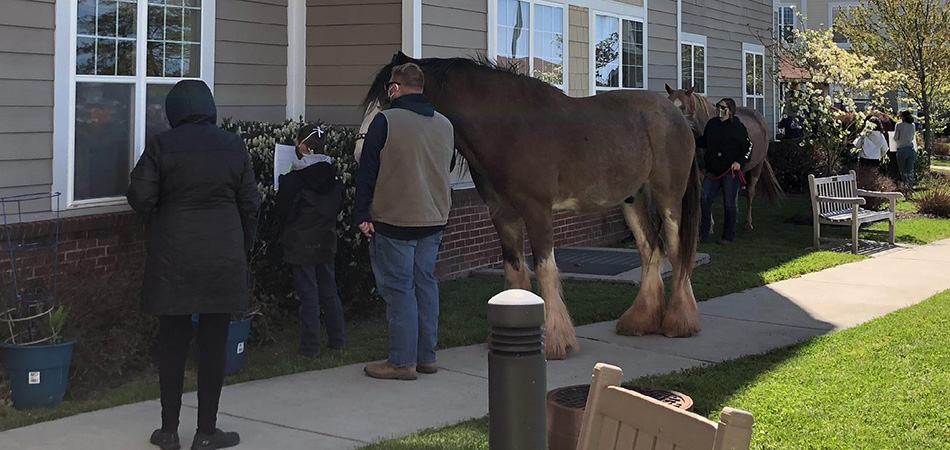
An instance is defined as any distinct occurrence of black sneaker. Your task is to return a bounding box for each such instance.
[191,429,240,450]
[150,429,181,450]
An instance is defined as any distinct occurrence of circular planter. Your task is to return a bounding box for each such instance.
[546,384,693,450]
[191,315,253,376]
[1,339,75,410]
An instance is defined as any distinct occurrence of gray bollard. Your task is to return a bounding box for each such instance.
[488,289,547,450]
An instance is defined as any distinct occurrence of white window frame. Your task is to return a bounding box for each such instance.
[778,4,796,44]
[487,0,570,93]
[53,0,216,210]
[589,9,648,94]
[828,2,859,50]
[678,32,706,94]
[742,42,766,115]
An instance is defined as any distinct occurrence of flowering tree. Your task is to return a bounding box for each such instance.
[834,0,950,166]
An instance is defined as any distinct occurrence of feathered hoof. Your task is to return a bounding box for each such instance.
[660,310,700,338]
[616,305,663,336]
[544,325,579,360]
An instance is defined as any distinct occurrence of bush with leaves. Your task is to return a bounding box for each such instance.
[855,166,899,211]
[219,118,382,332]
[768,138,825,193]
[785,85,865,176]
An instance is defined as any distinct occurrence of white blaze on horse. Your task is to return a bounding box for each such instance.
[360,53,705,360]
[665,84,783,230]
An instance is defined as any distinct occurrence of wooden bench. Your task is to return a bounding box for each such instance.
[576,363,754,450]
[807,170,904,254]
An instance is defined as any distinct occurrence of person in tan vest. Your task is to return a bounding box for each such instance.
[354,63,455,380]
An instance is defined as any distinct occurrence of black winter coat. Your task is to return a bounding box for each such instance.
[127,80,261,316]
[274,156,343,265]
[697,117,753,176]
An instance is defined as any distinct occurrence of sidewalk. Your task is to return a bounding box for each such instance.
[3,239,950,450]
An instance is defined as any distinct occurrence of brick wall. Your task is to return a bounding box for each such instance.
[435,189,631,279]
[1,191,630,284]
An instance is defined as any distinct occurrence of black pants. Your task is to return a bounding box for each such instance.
[159,314,230,435]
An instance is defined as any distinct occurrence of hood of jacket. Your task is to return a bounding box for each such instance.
[165,80,217,127]
[291,155,337,194]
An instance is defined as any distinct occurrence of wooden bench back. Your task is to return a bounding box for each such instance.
[576,364,754,450]
[808,170,858,216]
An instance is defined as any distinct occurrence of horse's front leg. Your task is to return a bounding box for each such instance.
[488,202,530,290]
[745,164,764,231]
[616,195,665,336]
[523,207,578,360]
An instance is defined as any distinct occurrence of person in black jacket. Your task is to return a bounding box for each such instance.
[274,124,346,358]
[127,79,260,450]
[696,98,752,244]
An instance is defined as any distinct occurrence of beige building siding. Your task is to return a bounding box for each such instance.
[568,5,590,97]
[306,0,401,127]
[215,0,289,123]
[0,0,55,214]
[647,0,678,93]
[683,0,777,134]
[422,0,487,58]
[614,0,644,6]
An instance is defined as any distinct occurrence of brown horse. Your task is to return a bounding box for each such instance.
[358,53,702,360]
[665,85,783,230]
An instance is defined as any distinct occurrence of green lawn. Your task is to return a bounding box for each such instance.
[932,159,950,168]
[3,193,950,431]
[360,290,950,450]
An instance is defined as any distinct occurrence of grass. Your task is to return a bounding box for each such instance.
[931,159,950,168]
[3,193,950,432]
[358,290,950,450]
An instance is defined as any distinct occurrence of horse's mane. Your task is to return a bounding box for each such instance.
[361,54,564,109]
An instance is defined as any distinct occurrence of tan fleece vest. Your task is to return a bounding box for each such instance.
[370,109,454,227]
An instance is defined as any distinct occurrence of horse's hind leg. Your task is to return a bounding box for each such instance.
[745,163,764,231]
[616,194,665,336]
[657,201,700,338]
[488,202,530,290]
[523,208,578,360]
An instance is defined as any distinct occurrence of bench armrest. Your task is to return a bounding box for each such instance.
[816,196,866,205]
[856,189,904,200]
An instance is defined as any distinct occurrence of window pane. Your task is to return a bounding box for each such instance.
[497,0,530,75]
[832,7,848,43]
[755,54,764,95]
[533,4,563,86]
[183,7,201,42]
[117,40,136,75]
[145,84,174,142]
[756,98,764,114]
[164,42,182,77]
[96,38,117,75]
[681,44,693,90]
[694,46,705,93]
[77,0,97,36]
[77,37,97,75]
[165,7,183,41]
[74,82,134,200]
[148,4,165,40]
[622,20,643,88]
[182,43,200,77]
[745,53,754,96]
[595,15,619,88]
[97,0,118,37]
[117,1,137,38]
[147,41,164,76]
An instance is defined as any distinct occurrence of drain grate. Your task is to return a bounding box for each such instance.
[526,248,642,276]
[550,384,692,411]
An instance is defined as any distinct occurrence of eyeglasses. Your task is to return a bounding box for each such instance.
[385,81,401,89]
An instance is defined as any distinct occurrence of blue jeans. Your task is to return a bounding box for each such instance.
[370,231,442,368]
[896,146,916,188]
[700,172,742,242]
[292,264,346,355]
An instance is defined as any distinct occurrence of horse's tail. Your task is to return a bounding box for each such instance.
[678,157,701,278]
[756,159,784,204]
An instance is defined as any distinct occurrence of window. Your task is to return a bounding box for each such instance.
[62,0,213,204]
[495,0,565,88]
[593,13,644,91]
[829,3,858,47]
[680,34,706,94]
[743,44,765,115]
[778,5,796,43]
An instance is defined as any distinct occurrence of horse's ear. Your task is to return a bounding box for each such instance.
[665,83,674,95]
[393,51,411,64]
[686,85,695,96]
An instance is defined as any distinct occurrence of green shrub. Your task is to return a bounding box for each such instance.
[768,139,824,193]
[219,119,382,332]
[855,166,898,210]
[915,183,950,218]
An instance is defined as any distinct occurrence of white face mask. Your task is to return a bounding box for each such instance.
[718,106,729,119]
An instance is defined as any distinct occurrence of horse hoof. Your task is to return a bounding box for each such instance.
[544,327,579,360]
[616,308,663,336]
[660,316,700,338]
[744,222,754,231]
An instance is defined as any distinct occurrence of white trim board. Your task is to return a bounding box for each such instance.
[403,0,422,57]
[286,0,306,120]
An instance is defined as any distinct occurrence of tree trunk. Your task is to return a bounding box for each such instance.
[922,94,933,168]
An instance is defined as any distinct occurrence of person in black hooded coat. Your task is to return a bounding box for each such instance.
[127,79,259,450]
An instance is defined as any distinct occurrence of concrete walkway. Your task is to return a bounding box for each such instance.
[3,239,950,450]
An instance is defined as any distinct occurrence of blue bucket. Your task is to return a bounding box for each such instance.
[191,315,253,376]
[1,340,75,410]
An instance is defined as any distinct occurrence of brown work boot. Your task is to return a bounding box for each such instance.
[416,362,438,374]
[364,362,418,380]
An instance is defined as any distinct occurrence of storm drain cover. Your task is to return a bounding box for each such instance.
[526,248,642,276]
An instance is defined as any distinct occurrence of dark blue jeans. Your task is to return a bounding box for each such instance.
[292,264,346,355]
[369,231,442,368]
[700,172,742,242]
[896,146,916,188]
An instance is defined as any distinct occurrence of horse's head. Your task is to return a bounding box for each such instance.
[354,52,416,161]
[665,83,706,136]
